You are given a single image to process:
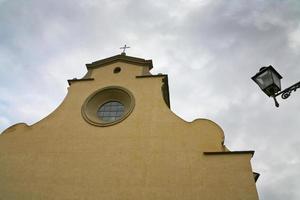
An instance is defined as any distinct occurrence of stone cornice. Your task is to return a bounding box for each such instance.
[136,74,167,78]
[67,78,94,86]
[203,151,255,157]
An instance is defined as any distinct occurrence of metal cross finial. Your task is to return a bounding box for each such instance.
[120,44,130,54]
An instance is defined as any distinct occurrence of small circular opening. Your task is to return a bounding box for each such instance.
[114,67,121,74]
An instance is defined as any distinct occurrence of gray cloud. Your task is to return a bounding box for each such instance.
[1,0,300,199]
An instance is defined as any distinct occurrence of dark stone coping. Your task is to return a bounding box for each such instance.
[68,78,94,86]
[136,74,167,78]
[253,172,260,182]
[203,151,255,157]
[86,54,153,69]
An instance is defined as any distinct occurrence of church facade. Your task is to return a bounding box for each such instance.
[0,53,259,199]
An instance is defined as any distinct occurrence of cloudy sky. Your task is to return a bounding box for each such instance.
[1,0,300,198]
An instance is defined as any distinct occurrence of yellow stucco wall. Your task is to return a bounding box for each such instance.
[0,56,259,199]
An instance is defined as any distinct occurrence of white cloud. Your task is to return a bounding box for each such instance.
[289,24,300,51]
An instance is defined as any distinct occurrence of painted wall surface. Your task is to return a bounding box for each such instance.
[0,55,259,199]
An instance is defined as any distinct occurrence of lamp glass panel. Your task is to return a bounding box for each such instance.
[271,72,281,90]
[255,70,273,90]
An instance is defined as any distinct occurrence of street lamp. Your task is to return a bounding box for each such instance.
[252,65,300,107]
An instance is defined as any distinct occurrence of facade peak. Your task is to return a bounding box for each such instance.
[86,54,153,70]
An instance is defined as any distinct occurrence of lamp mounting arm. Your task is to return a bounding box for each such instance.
[275,81,300,99]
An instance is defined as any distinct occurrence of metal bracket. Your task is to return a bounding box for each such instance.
[273,81,300,107]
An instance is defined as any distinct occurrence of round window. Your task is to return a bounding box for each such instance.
[97,101,125,122]
[82,86,135,126]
